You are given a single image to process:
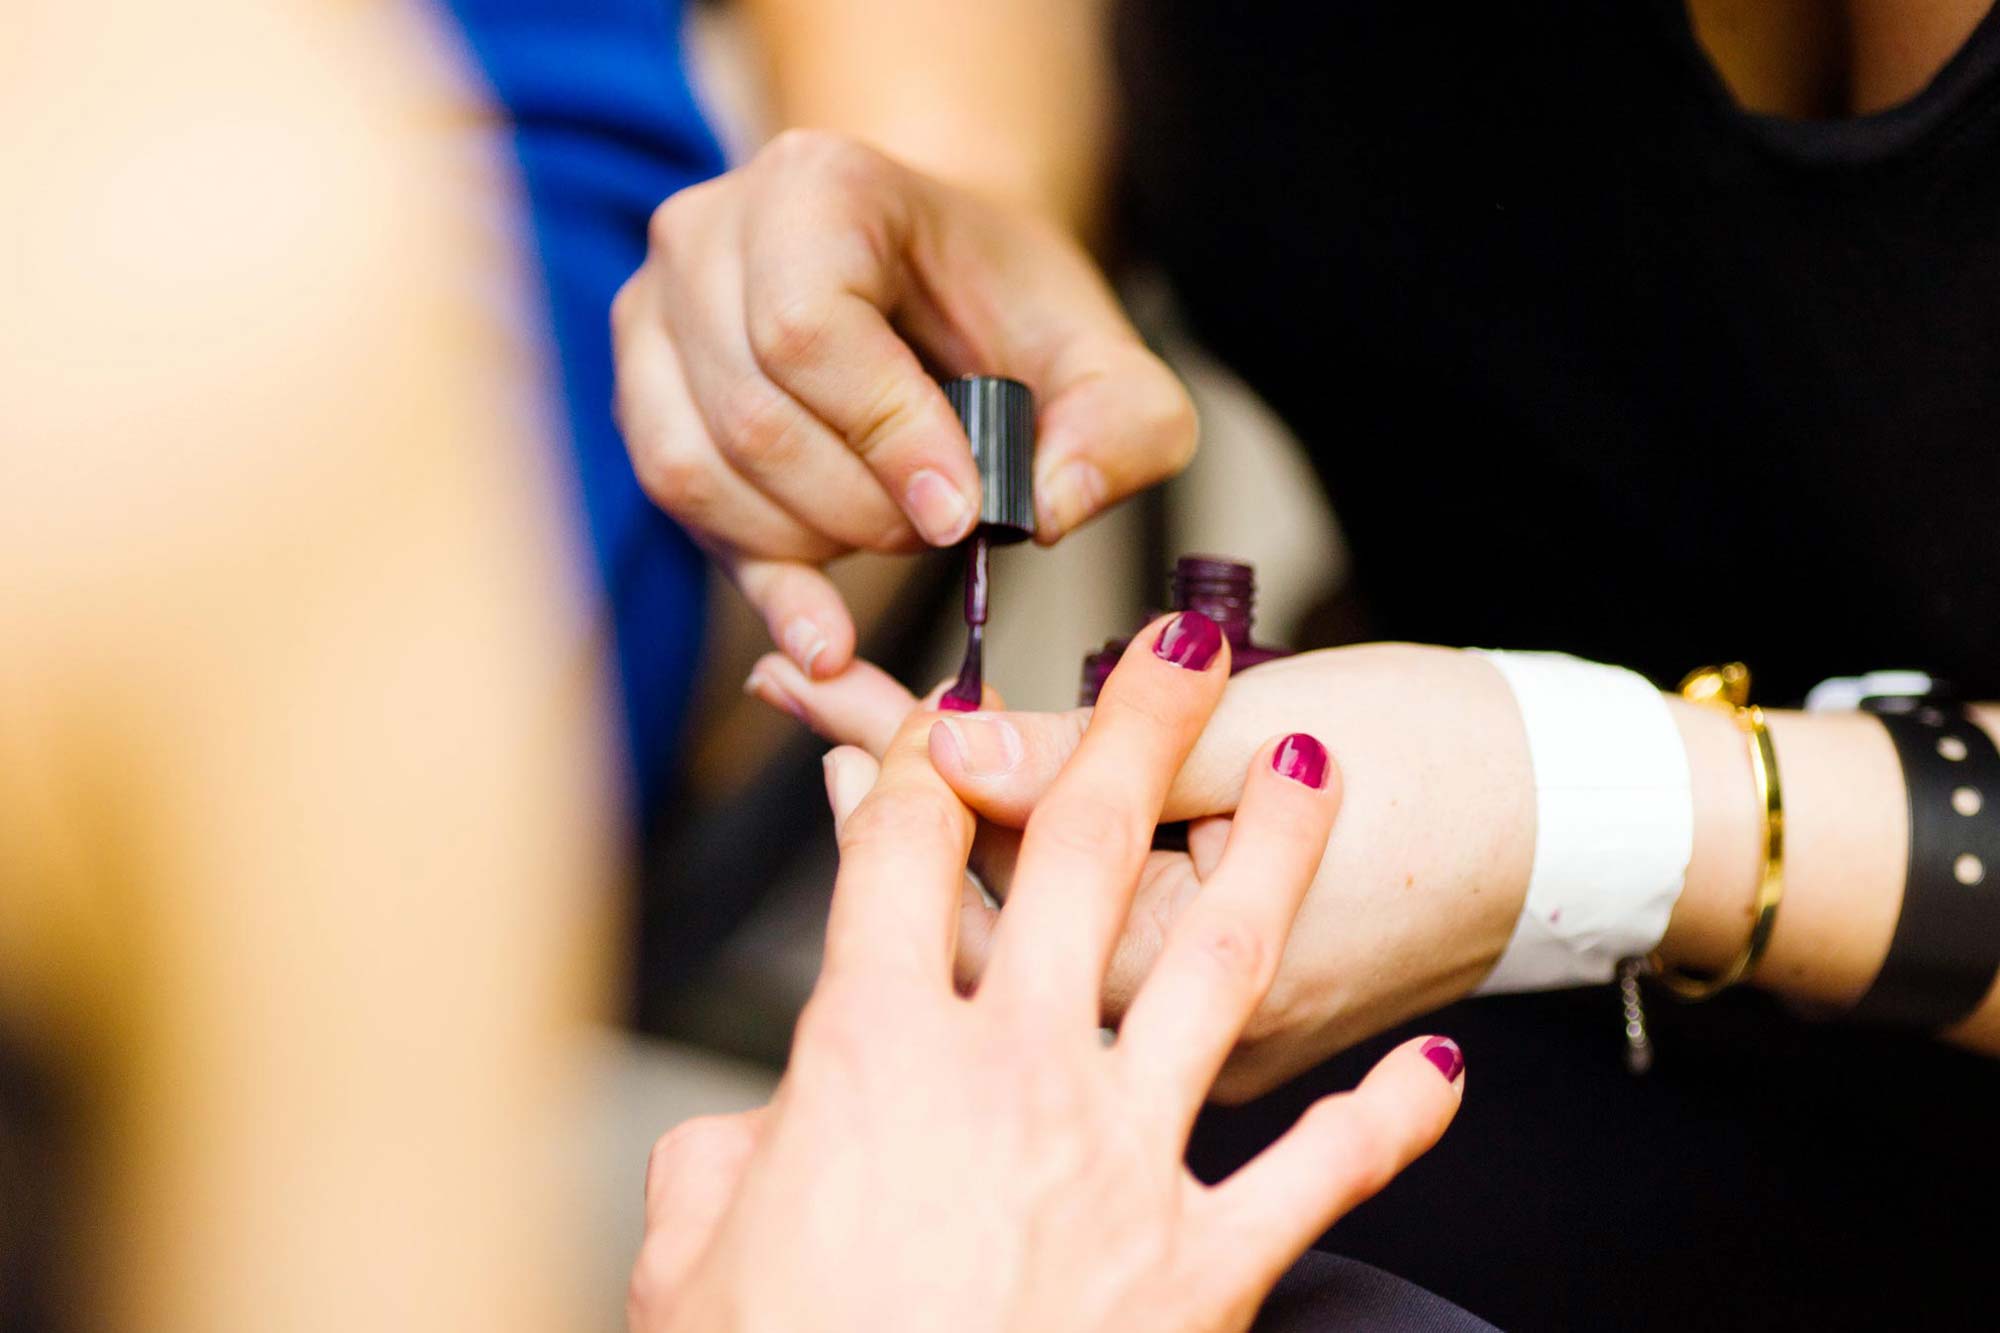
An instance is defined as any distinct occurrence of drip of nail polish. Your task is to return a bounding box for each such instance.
[937,375,1036,712]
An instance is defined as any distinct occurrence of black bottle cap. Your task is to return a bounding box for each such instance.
[943,375,1035,542]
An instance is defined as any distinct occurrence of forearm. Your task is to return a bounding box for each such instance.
[742,0,1112,237]
[1661,701,2000,1052]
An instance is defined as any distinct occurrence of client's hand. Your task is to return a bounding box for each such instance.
[630,620,1467,1333]
[744,638,1534,1101]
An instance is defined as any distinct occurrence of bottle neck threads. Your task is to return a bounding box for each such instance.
[1171,556,1257,646]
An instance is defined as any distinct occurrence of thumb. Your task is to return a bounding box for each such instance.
[631,1109,767,1319]
[1032,338,1198,541]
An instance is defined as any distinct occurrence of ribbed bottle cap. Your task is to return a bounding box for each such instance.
[943,375,1035,542]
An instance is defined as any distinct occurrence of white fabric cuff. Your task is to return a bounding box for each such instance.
[1472,651,1694,993]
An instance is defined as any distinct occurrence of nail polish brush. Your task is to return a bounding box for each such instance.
[939,375,1036,712]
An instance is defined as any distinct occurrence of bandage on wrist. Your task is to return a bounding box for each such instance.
[1472,651,1694,994]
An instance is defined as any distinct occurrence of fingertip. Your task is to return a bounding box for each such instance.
[1032,457,1109,540]
[740,561,855,679]
[822,745,875,828]
[745,658,807,724]
[1143,609,1230,676]
[785,608,856,679]
[903,465,979,547]
[928,717,964,774]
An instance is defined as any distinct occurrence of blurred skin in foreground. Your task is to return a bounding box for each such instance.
[1,2,616,1327]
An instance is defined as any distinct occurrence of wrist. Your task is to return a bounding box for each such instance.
[1661,705,1906,1005]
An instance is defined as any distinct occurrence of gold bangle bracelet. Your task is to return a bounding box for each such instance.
[1648,663,1785,1000]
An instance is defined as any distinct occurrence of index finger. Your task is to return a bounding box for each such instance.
[981,612,1230,1019]
[742,138,981,548]
[820,709,976,987]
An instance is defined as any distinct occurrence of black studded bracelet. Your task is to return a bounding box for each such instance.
[1849,705,2000,1032]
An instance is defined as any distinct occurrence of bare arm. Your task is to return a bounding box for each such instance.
[1,3,613,1326]
[742,0,1113,236]
[1667,702,2000,1050]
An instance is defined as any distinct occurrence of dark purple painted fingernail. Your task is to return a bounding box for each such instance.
[1272,732,1329,789]
[1152,610,1222,671]
[1420,1036,1464,1084]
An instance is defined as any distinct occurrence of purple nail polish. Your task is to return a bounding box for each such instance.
[1272,732,1329,789]
[1152,610,1222,671]
[1420,1036,1465,1083]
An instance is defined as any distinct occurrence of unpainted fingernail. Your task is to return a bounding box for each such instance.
[1152,610,1222,672]
[1037,459,1109,535]
[783,617,829,675]
[1420,1036,1465,1084]
[822,750,873,823]
[938,716,1024,778]
[905,468,977,546]
[1272,732,1329,789]
[745,669,808,724]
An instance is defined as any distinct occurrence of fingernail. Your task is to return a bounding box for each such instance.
[783,617,828,676]
[938,716,1023,777]
[1272,732,1329,789]
[905,468,977,546]
[1037,459,1108,535]
[1420,1036,1464,1084]
[822,749,872,821]
[1152,610,1222,672]
[744,669,807,724]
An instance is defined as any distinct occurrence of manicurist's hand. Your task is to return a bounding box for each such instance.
[612,130,1194,678]
[744,639,1536,1102]
[628,620,1466,1333]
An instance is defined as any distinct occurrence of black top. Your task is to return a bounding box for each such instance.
[1117,1,2000,1328]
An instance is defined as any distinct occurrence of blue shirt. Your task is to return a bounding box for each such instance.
[442,0,725,823]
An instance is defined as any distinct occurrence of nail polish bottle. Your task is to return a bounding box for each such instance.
[940,376,1036,712]
[1170,555,1289,670]
[1077,556,1289,705]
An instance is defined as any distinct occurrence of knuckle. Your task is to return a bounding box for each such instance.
[836,788,964,859]
[762,127,880,187]
[715,374,804,471]
[1141,365,1199,474]
[645,1114,737,1187]
[1026,794,1145,870]
[634,444,715,519]
[1182,913,1270,992]
[626,1242,675,1322]
[747,291,834,370]
[609,274,641,334]
[844,377,923,462]
[646,186,699,254]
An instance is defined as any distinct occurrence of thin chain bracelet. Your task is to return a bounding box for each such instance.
[1616,956,1655,1074]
